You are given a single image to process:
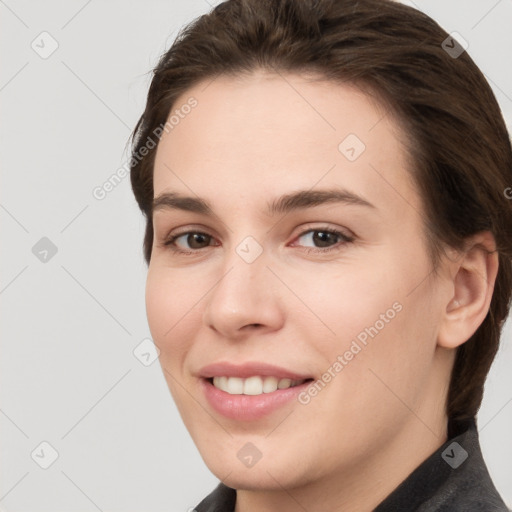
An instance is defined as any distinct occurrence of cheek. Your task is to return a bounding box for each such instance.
[145,265,203,364]
[286,253,406,351]
[290,244,437,395]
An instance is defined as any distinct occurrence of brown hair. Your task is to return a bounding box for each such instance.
[129,0,512,425]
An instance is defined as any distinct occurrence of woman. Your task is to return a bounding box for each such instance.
[129,0,512,510]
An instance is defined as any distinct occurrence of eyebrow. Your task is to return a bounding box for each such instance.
[152,188,376,217]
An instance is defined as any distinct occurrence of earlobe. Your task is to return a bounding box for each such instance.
[437,232,499,349]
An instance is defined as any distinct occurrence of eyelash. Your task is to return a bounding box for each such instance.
[162,226,355,256]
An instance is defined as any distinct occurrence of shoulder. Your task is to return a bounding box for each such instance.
[193,482,236,512]
[376,418,510,511]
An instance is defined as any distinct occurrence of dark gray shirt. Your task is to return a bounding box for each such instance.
[194,417,510,511]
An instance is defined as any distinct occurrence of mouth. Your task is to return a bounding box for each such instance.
[198,361,315,420]
[200,376,315,421]
[206,375,314,395]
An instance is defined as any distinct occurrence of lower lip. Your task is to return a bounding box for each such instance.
[200,378,312,421]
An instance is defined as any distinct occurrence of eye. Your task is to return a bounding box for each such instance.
[164,231,216,254]
[162,226,354,255]
[292,226,354,253]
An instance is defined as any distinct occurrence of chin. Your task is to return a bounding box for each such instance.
[200,441,313,491]
[219,466,303,492]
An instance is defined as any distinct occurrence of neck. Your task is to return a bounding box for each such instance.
[234,350,453,512]
[234,413,448,512]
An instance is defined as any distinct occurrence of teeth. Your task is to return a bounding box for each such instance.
[277,378,292,389]
[212,376,306,395]
[262,376,279,393]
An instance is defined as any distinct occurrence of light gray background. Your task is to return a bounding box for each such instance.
[1,0,511,510]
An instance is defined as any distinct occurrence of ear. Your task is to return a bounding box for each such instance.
[437,231,499,349]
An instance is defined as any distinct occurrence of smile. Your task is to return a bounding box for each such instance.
[211,376,308,395]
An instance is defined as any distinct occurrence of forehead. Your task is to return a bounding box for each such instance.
[153,70,421,219]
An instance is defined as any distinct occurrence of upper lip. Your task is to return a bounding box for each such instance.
[199,361,313,380]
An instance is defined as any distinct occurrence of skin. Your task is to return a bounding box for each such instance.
[146,70,498,511]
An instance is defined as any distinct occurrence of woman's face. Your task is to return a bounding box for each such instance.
[146,71,455,492]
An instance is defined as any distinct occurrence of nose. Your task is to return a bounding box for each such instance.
[202,248,285,340]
